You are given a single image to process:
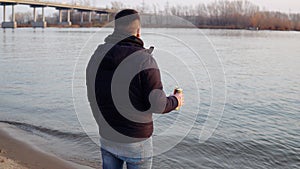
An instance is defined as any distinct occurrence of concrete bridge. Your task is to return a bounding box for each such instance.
[0,0,114,28]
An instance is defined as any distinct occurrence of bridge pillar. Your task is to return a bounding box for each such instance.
[11,4,15,22]
[58,9,71,26]
[42,7,45,22]
[58,9,62,23]
[107,13,110,22]
[80,11,84,23]
[2,4,5,22]
[97,13,109,23]
[88,12,92,23]
[79,11,93,27]
[67,10,71,23]
[99,13,102,23]
[32,6,47,28]
[2,4,17,28]
[33,7,37,22]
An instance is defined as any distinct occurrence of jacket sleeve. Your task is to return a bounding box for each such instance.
[140,55,178,114]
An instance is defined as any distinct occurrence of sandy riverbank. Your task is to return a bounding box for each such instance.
[0,125,84,169]
[0,150,27,169]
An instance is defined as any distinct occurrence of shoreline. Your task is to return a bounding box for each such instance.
[0,123,92,169]
[1,25,299,32]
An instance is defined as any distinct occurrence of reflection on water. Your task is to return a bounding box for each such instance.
[0,28,299,168]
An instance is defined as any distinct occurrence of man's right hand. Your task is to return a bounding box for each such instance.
[174,92,184,109]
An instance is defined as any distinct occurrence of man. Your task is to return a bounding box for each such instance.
[86,9,184,169]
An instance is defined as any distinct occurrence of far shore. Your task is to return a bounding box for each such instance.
[1,24,300,32]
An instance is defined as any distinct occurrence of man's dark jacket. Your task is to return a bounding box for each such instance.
[87,32,178,142]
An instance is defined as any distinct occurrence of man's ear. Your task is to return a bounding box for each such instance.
[137,28,141,38]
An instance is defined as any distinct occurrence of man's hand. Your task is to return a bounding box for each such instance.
[174,92,184,110]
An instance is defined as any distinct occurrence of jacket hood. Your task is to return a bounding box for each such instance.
[104,31,144,48]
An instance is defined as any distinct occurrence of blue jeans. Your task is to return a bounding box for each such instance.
[101,148,152,169]
[100,137,153,169]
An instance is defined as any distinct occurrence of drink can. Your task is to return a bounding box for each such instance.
[174,87,183,110]
[174,87,183,94]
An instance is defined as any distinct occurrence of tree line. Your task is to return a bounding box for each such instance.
[111,0,300,31]
[164,0,300,30]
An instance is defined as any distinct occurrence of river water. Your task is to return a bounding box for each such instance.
[0,28,299,169]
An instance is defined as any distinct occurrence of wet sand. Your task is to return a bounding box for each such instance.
[0,127,80,169]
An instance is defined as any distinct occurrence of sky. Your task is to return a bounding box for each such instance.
[1,0,300,20]
[99,0,300,13]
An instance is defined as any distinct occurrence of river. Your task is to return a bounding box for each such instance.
[0,28,299,168]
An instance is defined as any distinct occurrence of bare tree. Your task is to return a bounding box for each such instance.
[103,0,300,31]
[9,12,32,24]
[111,1,125,10]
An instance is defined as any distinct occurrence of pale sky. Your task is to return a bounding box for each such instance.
[96,0,300,13]
[1,0,300,20]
